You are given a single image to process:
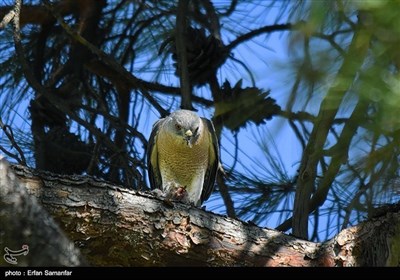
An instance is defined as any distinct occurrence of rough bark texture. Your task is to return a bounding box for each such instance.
[1,160,399,267]
[0,158,86,266]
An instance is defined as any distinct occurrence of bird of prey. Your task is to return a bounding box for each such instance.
[147,109,219,206]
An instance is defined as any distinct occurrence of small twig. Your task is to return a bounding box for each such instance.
[42,0,169,117]
[288,120,306,150]
[226,22,301,51]
[201,0,222,40]
[13,0,44,93]
[219,0,238,17]
[229,133,239,175]
[217,170,236,218]
[0,144,20,162]
[0,117,27,165]
[0,8,15,29]
[228,55,256,86]
[314,32,347,56]
[11,0,144,184]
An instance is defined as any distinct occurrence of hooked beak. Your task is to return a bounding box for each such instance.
[184,130,193,147]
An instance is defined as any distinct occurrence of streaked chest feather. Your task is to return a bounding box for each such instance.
[157,132,209,186]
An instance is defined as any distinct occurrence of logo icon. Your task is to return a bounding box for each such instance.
[3,245,29,265]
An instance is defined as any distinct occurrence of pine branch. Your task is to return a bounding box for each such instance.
[291,26,371,239]
[12,2,144,187]
[42,0,171,117]
[226,22,302,51]
[0,7,15,29]
[176,0,193,110]
[0,117,26,165]
[217,170,236,218]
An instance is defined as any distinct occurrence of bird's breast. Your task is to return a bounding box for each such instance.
[157,131,209,188]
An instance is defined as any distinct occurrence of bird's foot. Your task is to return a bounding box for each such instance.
[151,188,166,199]
[164,182,189,203]
[173,185,188,200]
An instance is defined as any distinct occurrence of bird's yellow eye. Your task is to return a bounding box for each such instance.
[175,123,182,130]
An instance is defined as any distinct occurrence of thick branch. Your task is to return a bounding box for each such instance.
[176,0,193,110]
[3,162,400,267]
[292,27,371,239]
[276,101,368,232]
[0,158,85,266]
[311,101,367,209]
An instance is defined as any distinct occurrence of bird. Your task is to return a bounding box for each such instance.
[147,109,219,206]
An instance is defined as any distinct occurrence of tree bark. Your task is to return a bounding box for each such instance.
[1,159,399,266]
[0,158,86,266]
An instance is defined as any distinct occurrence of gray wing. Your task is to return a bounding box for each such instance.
[147,118,164,190]
[200,117,220,204]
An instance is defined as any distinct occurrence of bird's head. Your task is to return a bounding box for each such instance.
[166,110,203,148]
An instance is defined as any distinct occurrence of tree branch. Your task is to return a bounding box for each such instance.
[312,101,367,208]
[0,117,26,165]
[201,0,222,40]
[292,27,371,239]
[11,5,144,187]
[0,156,85,266]
[276,100,368,233]
[0,1,74,27]
[226,22,300,51]
[219,0,238,17]
[217,170,236,218]
[176,0,193,110]
[4,161,400,267]
[42,0,172,116]
[0,7,15,29]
